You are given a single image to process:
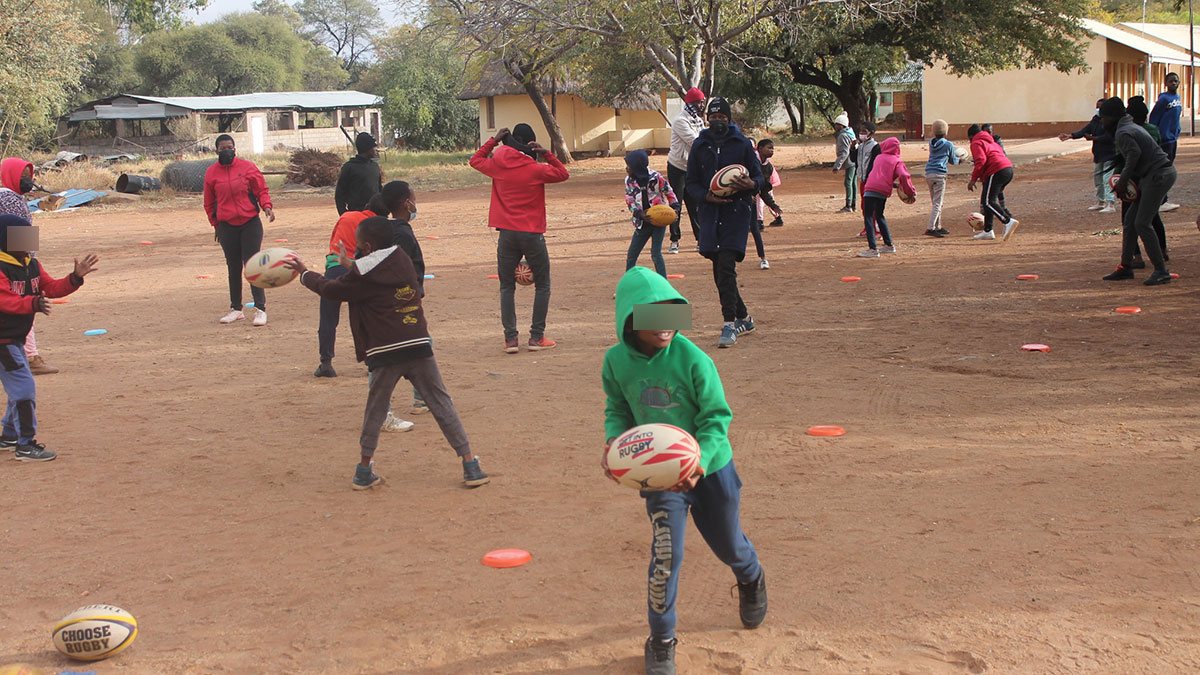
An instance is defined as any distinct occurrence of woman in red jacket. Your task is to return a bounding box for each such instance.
[966,124,1019,242]
[203,134,276,326]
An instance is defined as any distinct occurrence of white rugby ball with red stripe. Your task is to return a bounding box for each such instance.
[607,423,701,491]
[709,164,748,197]
[244,247,300,288]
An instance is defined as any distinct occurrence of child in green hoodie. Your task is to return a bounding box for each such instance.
[600,266,767,675]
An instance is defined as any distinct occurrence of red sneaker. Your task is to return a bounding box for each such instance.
[504,337,519,354]
[528,336,557,351]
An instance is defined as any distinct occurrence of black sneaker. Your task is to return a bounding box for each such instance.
[935,228,951,236]
[1102,265,1135,281]
[463,457,490,487]
[644,636,677,675]
[923,229,945,238]
[733,316,755,335]
[352,461,383,490]
[737,571,768,629]
[768,216,784,227]
[14,440,56,462]
[1131,256,1146,269]
[1,436,16,452]
[1144,269,1172,286]
[314,361,337,378]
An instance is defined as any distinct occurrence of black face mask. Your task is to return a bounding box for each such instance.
[708,120,729,137]
[218,149,236,165]
[18,177,34,194]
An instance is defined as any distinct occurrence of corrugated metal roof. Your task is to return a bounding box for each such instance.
[109,91,380,113]
[877,62,923,86]
[1081,18,1196,65]
[1118,22,1200,56]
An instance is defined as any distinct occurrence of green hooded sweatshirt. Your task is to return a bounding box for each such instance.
[602,267,733,476]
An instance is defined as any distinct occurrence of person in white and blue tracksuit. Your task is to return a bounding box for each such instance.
[924,119,960,237]
[685,97,765,349]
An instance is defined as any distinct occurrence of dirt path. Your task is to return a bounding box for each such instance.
[2,142,1199,673]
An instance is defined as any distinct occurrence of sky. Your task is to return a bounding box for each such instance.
[191,0,405,26]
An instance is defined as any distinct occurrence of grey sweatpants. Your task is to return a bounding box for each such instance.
[1120,165,1176,270]
[360,356,471,459]
[926,174,947,230]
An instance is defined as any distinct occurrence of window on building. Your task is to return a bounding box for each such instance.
[880,92,893,106]
[486,97,496,129]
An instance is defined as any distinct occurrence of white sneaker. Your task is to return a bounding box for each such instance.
[220,309,244,324]
[1159,202,1180,213]
[1087,202,1104,211]
[759,258,770,269]
[253,309,268,326]
[381,412,414,433]
[1098,203,1116,214]
[880,244,896,254]
[669,242,679,254]
[1001,218,1019,242]
[857,249,880,258]
[973,230,996,240]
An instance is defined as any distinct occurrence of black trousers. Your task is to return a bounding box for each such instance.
[497,229,551,340]
[666,163,699,244]
[710,249,748,323]
[216,217,265,310]
[1122,199,1168,261]
[317,264,349,361]
[980,168,1014,232]
[1120,165,1175,270]
[750,220,765,259]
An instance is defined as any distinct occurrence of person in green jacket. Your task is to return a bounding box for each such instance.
[600,266,766,675]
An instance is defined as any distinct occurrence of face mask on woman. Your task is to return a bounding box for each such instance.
[858,133,868,142]
[218,149,236,166]
[708,120,729,136]
[18,177,34,194]
[406,199,418,221]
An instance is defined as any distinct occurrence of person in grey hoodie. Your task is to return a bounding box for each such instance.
[832,113,856,212]
[1098,97,1174,286]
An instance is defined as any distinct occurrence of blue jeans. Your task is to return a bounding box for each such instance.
[626,225,666,277]
[642,461,761,639]
[0,343,37,443]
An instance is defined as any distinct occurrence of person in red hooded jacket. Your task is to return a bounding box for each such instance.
[966,124,1020,242]
[1,158,57,375]
[203,134,275,326]
[470,124,569,354]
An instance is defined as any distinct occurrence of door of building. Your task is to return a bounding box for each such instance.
[905,92,923,139]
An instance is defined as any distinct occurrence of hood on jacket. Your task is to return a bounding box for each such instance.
[972,131,996,145]
[625,150,651,186]
[1,158,33,193]
[878,137,901,156]
[614,267,688,352]
[491,144,538,170]
[353,244,405,279]
[696,124,748,145]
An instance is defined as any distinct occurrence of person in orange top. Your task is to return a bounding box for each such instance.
[315,194,385,378]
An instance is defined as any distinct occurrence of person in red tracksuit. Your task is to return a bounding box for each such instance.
[203,134,276,326]
[966,125,1020,242]
[469,124,570,353]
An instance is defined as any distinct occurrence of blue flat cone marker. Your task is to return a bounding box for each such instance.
[84,329,107,336]
[424,274,435,280]
[245,302,255,308]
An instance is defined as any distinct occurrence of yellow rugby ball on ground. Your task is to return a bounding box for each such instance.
[52,604,138,661]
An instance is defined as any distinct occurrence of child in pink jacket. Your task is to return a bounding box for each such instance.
[857,137,915,258]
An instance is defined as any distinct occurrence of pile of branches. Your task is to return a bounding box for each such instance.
[286,149,343,187]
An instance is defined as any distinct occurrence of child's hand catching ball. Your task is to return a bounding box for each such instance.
[73,254,99,278]
[601,441,619,484]
[668,462,705,493]
[282,256,307,275]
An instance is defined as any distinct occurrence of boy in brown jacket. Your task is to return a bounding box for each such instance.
[285,217,489,490]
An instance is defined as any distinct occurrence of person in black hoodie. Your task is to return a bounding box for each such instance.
[285,218,489,490]
[335,132,383,215]
[1058,98,1118,212]
[0,214,97,462]
[684,97,764,349]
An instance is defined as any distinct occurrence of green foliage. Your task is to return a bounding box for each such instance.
[132,13,345,96]
[296,0,380,79]
[253,0,304,30]
[99,0,210,33]
[360,27,479,151]
[1090,0,1189,23]
[0,0,93,151]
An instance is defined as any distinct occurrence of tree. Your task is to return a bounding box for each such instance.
[71,0,141,104]
[96,0,210,33]
[756,0,1092,130]
[361,27,479,150]
[133,13,344,96]
[253,0,304,30]
[0,0,93,152]
[296,0,381,80]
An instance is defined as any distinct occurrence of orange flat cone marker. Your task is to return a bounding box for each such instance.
[807,425,846,437]
[841,276,861,282]
[1017,274,1039,280]
[482,549,532,569]
[274,238,288,243]
[1022,343,1050,352]
[139,241,153,245]
[196,274,213,279]
[667,274,685,279]
[51,298,69,304]
[487,274,499,279]
[1114,306,1141,314]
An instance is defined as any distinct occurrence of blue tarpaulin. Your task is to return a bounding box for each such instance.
[29,189,107,213]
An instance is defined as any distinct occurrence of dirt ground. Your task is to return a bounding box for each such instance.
[2,140,1200,674]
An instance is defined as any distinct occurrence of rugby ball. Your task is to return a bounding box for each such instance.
[244,247,299,288]
[1107,174,1138,201]
[645,203,677,227]
[52,604,138,661]
[606,423,701,491]
[514,262,533,286]
[709,164,748,197]
[967,212,986,231]
[896,183,916,204]
[954,146,969,161]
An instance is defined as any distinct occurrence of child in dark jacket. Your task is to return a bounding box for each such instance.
[602,267,766,675]
[285,218,489,490]
[0,214,98,461]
